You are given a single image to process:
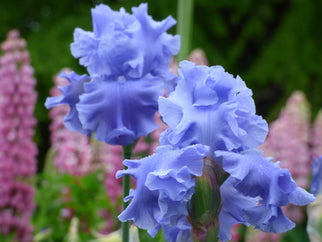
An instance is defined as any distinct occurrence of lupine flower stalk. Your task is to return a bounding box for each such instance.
[100,143,124,206]
[0,30,37,242]
[260,91,312,224]
[306,109,322,242]
[311,110,322,158]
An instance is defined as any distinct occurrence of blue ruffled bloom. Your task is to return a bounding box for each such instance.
[45,3,180,145]
[311,156,322,195]
[116,60,315,241]
[71,3,180,89]
[215,150,315,241]
[116,144,209,242]
[158,61,313,240]
[159,61,268,154]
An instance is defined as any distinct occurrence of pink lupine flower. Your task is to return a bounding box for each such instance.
[91,142,124,234]
[132,136,150,155]
[230,224,241,242]
[98,209,116,234]
[311,110,322,158]
[100,143,124,206]
[188,48,209,66]
[261,91,311,223]
[48,71,92,176]
[0,30,37,241]
[168,48,209,77]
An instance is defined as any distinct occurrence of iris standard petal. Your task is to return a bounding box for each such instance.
[70,3,179,87]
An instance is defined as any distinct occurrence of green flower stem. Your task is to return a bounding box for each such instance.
[177,0,194,61]
[122,143,135,242]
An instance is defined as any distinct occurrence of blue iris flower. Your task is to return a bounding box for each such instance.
[159,61,268,155]
[45,3,180,145]
[116,60,315,241]
[116,144,209,242]
[71,3,180,90]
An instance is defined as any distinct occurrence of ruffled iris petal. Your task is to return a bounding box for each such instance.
[159,61,268,155]
[218,178,257,241]
[116,144,209,241]
[76,74,163,145]
[44,71,91,135]
[243,204,295,233]
[132,4,180,83]
[70,3,180,88]
[214,149,315,241]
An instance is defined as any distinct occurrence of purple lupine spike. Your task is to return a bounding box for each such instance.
[311,110,322,158]
[48,71,92,176]
[0,30,37,242]
[260,91,311,223]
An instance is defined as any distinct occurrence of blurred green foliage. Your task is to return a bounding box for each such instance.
[0,0,321,169]
[32,149,120,241]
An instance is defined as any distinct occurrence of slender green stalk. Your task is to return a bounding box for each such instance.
[177,0,194,62]
[122,144,134,242]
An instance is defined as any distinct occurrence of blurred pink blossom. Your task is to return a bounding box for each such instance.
[188,48,209,66]
[311,110,322,158]
[245,227,281,242]
[0,30,37,242]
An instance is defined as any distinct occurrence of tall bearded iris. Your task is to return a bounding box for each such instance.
[45,3,180,145]
[118,61,315,241]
